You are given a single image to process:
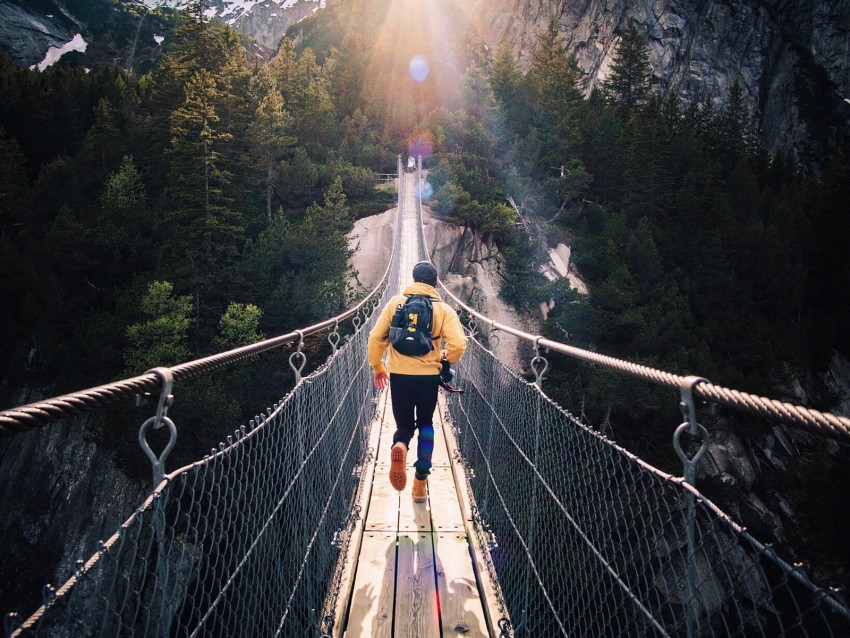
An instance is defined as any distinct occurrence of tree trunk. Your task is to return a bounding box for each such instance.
[266,158,273,220]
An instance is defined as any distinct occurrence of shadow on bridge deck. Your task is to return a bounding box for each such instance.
[333,389,501,637]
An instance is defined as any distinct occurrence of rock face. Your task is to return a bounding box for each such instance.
[0,414,144,621]
[422,207,542,372]
[220,0,331,51]
[0,0,337,72]
[0,1,78,68]
[144,0,338,50]
[466,0,850,159]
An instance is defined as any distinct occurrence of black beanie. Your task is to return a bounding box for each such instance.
[412,261,438,285]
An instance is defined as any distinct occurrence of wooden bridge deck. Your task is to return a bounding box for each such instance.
[333,388,502,637]
[331,168,503,637]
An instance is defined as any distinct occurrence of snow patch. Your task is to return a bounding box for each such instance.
[31,34,88,72]
[154,34,165,45]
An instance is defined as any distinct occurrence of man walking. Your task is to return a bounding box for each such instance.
[368,261,467,502]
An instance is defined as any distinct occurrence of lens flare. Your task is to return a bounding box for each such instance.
[409,55,429,83]
[408,133,434,160]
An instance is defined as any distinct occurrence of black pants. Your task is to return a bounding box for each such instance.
[389,373,438,478]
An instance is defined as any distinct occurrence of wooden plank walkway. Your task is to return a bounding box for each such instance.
[335,388,503,637]
[331,169,506,637]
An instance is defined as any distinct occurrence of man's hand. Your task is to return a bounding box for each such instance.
[374,371,389,389]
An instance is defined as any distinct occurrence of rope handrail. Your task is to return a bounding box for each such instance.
[437,289,850,443]
[0,202,397,440]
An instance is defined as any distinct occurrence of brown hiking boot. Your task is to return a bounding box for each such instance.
[389,442,407,492]
[412,476,428,503]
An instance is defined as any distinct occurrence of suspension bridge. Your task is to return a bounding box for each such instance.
[3,156,850,637]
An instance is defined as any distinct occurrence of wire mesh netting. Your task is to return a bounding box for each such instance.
[6,304,386,638]
[447,335,850,637]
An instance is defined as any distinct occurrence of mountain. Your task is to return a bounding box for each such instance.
[5,0,847,161]
[0,0,336,72]
[141,0,337,50]
[288,0,850,161]
[0,0,181,73]
[461,0,850,162]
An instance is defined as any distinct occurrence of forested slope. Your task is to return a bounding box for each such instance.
[0,2,398,471]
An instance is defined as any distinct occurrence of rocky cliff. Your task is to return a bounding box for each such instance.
[466,0,850,160]
[0,0,335,71]
[207,0,335,51]
[0,1,80,68]
[0,404,145,622]
[144,0,339,50]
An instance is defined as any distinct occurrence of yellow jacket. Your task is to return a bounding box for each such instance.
[368,282,467,376]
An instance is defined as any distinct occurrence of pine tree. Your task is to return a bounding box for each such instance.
[101,155,147,231]
[529,18,585,111]
[248,68,293,220]
[526,17,586,171]
[604,20,653,121]
[490,40,528,134]
[315,175,352,233]
[125,281,193,373]
[619,98,672,224]
[714,80,752,169]
[214,302,264,350]
[80,97,120,183]
[164,68,241,316]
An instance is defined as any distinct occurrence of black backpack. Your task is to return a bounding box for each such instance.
[389,295,435,356]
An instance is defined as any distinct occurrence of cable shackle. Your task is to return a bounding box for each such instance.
[289,330,307,385]
[146,367,173,430]
[138,416,176,489]
[531,338,549,389]
[489,324,501,349]
[674,376,710,484]
[327,321,341,354]
[137,367,177,488]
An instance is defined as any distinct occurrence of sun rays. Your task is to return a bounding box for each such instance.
[351,0,489,138]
